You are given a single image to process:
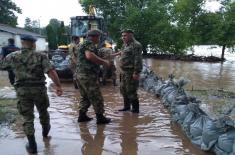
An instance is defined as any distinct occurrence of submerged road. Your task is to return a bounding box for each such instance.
[0,72,213,155]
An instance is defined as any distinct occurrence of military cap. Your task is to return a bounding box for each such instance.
[20,34,37,42]
[87,29,102,36]
[121,29,134,34]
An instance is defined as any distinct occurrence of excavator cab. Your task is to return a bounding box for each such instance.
[70,16,107,46]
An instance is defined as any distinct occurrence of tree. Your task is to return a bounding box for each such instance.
[80,0,205,55]
[219,0,235,59]
[0,0,21,26]
[24,17,41,34]
[193,1,235,60]
[46,19,69,49]
[58,21,69,45]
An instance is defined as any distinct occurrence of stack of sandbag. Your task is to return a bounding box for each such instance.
[139,64,235,155]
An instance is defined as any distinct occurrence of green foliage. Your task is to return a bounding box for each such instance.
[193,12,224,45]
[0,0,21,26]
[220,1,235,49]
[80,0,200,54]
[24,17,41,34]
[45,19,69,49]
[80,0,234,55]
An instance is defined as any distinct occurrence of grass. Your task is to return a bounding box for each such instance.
[0,99,18,124]
[186,89,235,119]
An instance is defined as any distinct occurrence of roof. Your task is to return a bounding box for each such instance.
[0,23,45,38]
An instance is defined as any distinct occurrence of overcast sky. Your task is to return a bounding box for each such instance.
[12,0,86,27]
[12,0,221,28]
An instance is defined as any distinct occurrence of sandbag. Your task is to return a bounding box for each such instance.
[171,104,190,124]
[190,115,211,147]
[212,129,235,155]
[201,119,227,151]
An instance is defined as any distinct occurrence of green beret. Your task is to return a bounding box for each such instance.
[121,29,134,34]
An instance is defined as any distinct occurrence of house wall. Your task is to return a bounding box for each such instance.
[0,32,15,53]
[0,32,48,53]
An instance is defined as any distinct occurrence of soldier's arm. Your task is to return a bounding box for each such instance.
[41,53,63,96]
[132,44,143,80]
[111,51,121,58]
[47,69,63,96]
[85,50,110,67]
[0,54,12,70]
[133,44,143,74]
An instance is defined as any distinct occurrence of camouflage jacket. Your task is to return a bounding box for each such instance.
[120,38,143,74]
[76,39,100,75]
[0,48,53,85]
[98,47,114,62]
[69,42,79,72]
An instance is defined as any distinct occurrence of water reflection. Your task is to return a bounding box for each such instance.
[0,68,216,155]
[42,137,55,155]
[79,123,105,155]
[119,113,138,155]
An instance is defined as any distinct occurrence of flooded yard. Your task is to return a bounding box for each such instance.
[0,70,213,155]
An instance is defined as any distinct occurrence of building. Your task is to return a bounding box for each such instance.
[0,23,48,52]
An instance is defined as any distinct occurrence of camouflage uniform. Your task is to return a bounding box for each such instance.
[98,47,116,85]
[69,42,79,88]
[76,39,105,114]
[0,48,53,136]
[69,42,78,73]
[119,38,143,111]
[1,41,20,85]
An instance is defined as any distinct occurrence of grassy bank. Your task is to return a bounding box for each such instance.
[0,99,18,124]
[187,89,235,119]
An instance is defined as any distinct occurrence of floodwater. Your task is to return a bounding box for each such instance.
[145,58,235,91]
[0,80,213,155]
[2,49,235,155]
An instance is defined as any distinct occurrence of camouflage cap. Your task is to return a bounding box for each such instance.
[121,29,134,34]
[20,34,37,42]
[87,29,102,36]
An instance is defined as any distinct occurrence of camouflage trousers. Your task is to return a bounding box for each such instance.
[76,73,105,114]
[120,72,139,105]
[16,86,50,136]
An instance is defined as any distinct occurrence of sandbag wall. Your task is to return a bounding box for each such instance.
[139,64,235,155]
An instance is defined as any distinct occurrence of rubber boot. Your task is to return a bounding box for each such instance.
[131,100,139,113]
[118,97,130,111]
[77,112,93,122]
[96,114,111,124]
[42,124,51,137]
[26,135,37,154]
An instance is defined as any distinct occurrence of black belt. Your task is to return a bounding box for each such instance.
[15,83,45,87]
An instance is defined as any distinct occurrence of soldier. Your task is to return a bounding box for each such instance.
[0,34,63,153]
[69,35,80,88]
[1,38,20,85]
[118,29,143,113]
[98,44,117,86]
[76,29,111,124]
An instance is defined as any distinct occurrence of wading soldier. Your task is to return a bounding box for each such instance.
[98,44,117,86]
[76,29,111,124]
[0,34,63,154]
[118,29,143,113]
[1,38,20,85]
[69,35,80,89]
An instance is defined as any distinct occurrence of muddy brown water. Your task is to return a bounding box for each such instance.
[144,59,235,91]
[2,57,234,155]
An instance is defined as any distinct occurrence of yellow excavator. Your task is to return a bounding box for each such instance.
[70,2,112,47]
[51,2,112,81]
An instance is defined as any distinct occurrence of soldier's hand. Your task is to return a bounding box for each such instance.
[55,86,63,96]
[103,60,111,68]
